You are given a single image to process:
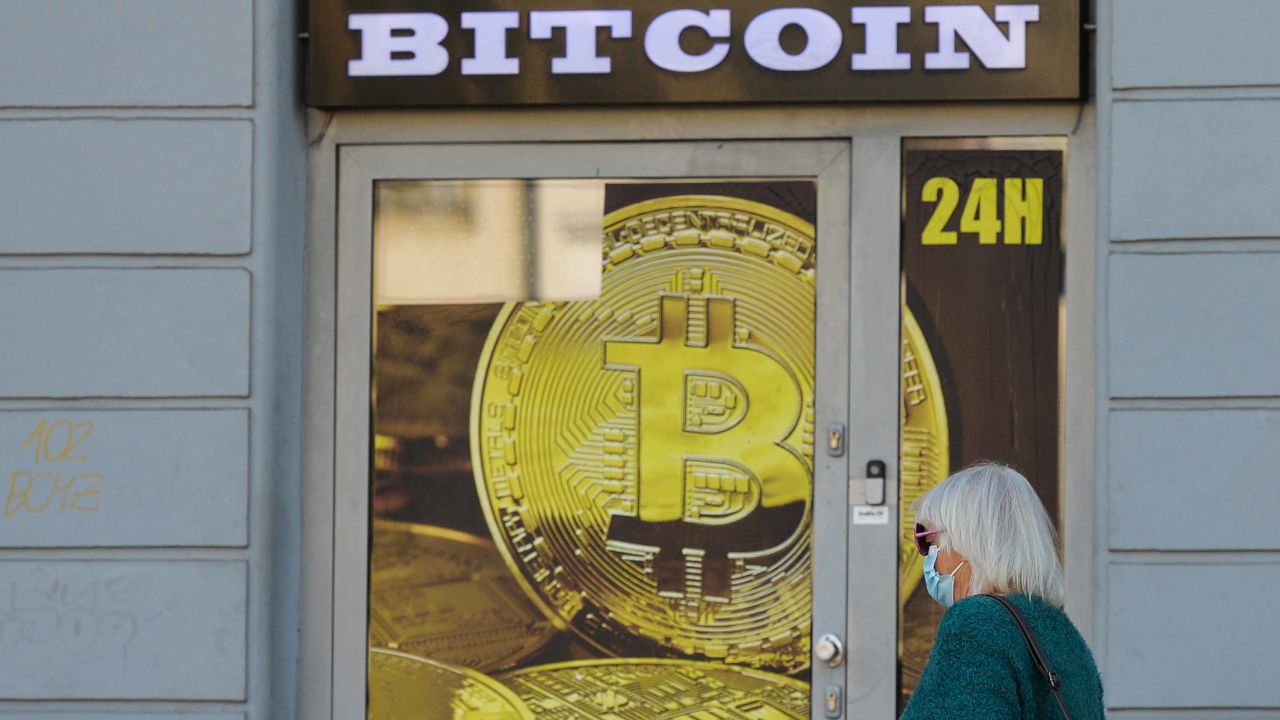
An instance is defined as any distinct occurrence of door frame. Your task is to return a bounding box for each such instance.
[332,139,860,718]
[300,104,1097,720]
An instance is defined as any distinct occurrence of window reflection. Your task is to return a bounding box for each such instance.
[374,180,602,305]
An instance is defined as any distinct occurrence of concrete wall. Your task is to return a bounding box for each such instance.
[0,0,306,717]
[1098,0,1280,715]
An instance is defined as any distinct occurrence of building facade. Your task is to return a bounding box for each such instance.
[0,0,1274,718]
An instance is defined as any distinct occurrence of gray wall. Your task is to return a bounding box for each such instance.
[1098,0,1280,715]
[0,0,306,717]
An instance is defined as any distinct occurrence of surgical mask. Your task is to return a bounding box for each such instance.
[923,546,967,608]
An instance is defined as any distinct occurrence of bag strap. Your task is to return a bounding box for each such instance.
[980,594,1074,720]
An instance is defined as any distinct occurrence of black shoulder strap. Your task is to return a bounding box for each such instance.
[981,594,1074,720]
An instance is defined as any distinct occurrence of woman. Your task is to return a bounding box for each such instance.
[900,463,1106,719]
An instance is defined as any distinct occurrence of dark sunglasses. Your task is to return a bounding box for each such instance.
[913,522,944,556]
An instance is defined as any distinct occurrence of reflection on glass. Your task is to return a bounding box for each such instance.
[532,182,604,299]
[374,180,602,305]
[369,179,818,720]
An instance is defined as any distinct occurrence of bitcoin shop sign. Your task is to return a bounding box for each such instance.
[308,1,1081,106]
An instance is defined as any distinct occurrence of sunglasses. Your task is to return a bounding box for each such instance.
[913,522,944,556]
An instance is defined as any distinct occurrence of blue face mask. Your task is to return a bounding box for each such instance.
[923,546,967,608]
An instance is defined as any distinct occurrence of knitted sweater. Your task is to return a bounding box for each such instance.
[900,594,1106,720]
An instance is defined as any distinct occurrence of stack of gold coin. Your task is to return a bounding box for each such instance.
[500,658,810,720]
[368,648,533,720]
[369,521,557,673]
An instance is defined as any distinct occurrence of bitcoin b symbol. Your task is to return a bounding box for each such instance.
[473,196,819,670]
[604,293,808,602]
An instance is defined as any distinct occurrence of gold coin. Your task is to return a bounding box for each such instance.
[898,310,950,602]
[471,194,950,669]
[499,658,810,719]
[473,196,817,672]
[368,648,534,720]
[369,520,557,673]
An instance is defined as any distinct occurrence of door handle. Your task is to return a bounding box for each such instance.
[815,633,844,668]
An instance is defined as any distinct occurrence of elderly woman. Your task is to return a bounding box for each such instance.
[900,463,1106,719]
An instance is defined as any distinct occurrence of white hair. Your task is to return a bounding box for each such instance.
[914,462,1065,607]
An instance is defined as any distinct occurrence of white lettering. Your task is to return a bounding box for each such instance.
[529,10,633,74]
[341,5,1047,81]
[924,4,1040,70]
[347,13,449,77]
[744,8,842,71]
[851,6,911,71]
[461,12,520,75]
[644,9,732,73]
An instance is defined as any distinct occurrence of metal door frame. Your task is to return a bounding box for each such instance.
[330,140,869,719]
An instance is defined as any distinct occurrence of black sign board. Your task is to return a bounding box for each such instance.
[308,1,1081,107]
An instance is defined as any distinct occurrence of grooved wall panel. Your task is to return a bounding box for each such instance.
[0,0,252,107]
[1108,253,1280,397]
[1109,409,1280,549]
[0,409,249,547]
[1108,563,1280,707]
[1113,0,1280,89]
[1111,101,1280,240]
[0,120,252,254]
[0,269,251,398]
[0,561,247,700]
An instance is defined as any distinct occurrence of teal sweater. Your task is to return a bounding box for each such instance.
[901,594,1105,719]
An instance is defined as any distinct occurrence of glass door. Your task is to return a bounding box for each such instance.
[334,141,879,719]
[896,138,1067,710]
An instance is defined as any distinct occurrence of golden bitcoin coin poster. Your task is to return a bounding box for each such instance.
[369,179,957,715]
[472,194,817,672]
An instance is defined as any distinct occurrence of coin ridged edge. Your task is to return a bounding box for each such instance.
[498,656,811,693]
[902,310,948,450]
[899,307,951,601]
[469,301,573,636]
[601,194,815,241]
